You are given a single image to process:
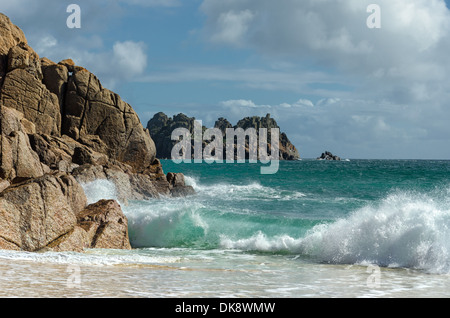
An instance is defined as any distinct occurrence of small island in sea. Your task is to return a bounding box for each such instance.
[317,151,341,161]
[147,112,300,161]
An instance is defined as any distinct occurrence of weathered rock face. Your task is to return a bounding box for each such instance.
[0,105,45,183]
[0,13,194,253]
[41,57,68,108]
[0,14,27,56]
[0,21,57,136]
[147,112,301,161]
[0,173,132,252]
[1,68,60,136]
[77,200,131,250]
[7,42,42,79]
[0,173,86,252]
[54,61,157,173]
[0,13,27,87]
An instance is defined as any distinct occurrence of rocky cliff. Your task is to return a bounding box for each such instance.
[0,13,194,253]
[147,112,300,160]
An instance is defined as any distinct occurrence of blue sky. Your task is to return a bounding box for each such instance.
[2,0,450,159]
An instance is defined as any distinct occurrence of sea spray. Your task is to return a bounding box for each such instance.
[220,231,302,252]
[81,179,119,205]
[125,182,313,250]
[124,199,210,248]
[79,161,450,275]
[297,189,450,273]
[4,160,450,297]
[220,188,450,274]
[185,175,306,202]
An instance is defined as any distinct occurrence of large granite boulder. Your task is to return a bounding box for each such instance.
[0,13,27,86]
[0,20,58,135]
[41,57,69,108]
[0,173,86,252]
[77,199,131,250]
[0,173,131,252]
[0,13,194,253]
[57,62,156,173]
[0,14,26,55]
[7,42,42,79]
[167,172,196,197]
[0,106,46,183]
[1,68,60,136]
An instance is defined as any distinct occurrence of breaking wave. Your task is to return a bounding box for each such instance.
[81,177,450,274]
[221,189,450,274]
[185,175,306,201]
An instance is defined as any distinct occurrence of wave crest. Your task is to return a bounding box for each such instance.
[81,176,450,274]
[221,189,450,274]
[185,176,306,201]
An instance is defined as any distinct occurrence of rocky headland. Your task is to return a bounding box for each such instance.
[0,13,194,253]
[147,112,300,161]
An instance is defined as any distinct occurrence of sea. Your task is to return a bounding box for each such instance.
[0,159,450,298]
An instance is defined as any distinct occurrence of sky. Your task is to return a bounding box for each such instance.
[2,0,450,159]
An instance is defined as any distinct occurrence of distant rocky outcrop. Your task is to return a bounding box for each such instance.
[147,113,199,162]
[317,151,341,161]
[0,13,194,253]
[147,112,300,161]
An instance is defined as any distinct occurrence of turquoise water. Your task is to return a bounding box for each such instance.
[121,160,450,272]
[1,159,450,298]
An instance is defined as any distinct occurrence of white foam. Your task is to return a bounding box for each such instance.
[300,191,450,273]
[0,249,181,267]
[220,231,302,252]
[79,176,450,274]
[184,175,199,188]
[80,179,119,205]
[185,175,306,201]
[220,189,450,274]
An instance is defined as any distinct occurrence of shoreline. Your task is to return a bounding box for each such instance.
[0,247,448,298]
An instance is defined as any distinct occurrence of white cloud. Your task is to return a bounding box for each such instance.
[210,9,254,46]
[192,95,450,159]
[293,99,314,108]
[200,0,450,104]
[221,99,258,108]
[113,41,148,78]
[138,64,349,98]
[34,35,58,54]
[316,98,341,107]
[33,38,148,89]
[192,0,450,158]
